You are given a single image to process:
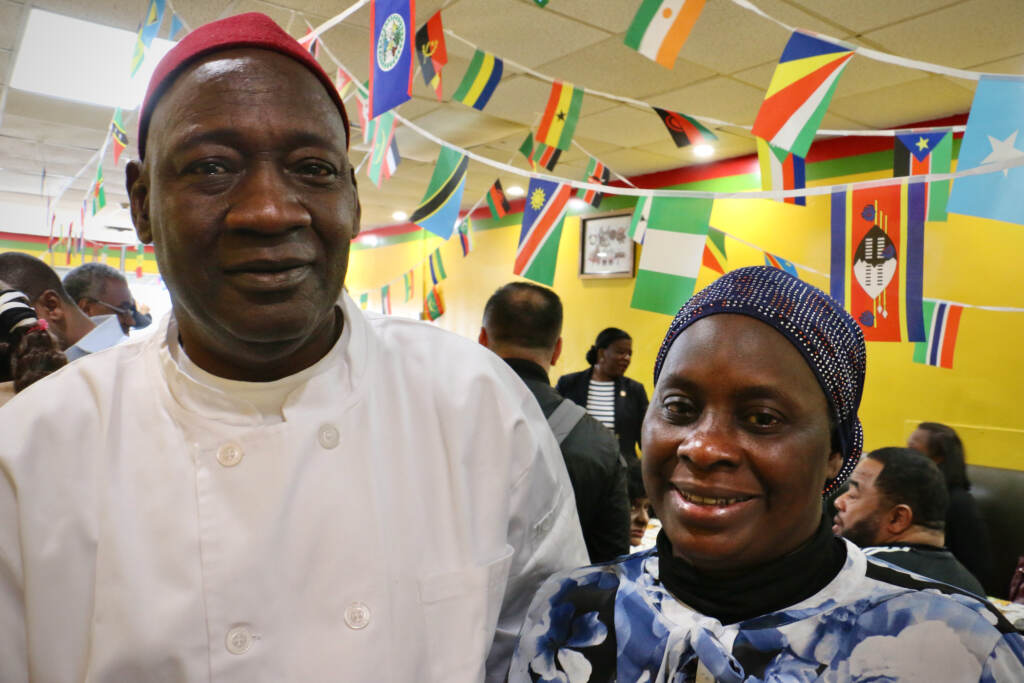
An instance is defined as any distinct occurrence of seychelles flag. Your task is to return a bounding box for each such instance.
[514,179,572,285]
[369,0,415,118]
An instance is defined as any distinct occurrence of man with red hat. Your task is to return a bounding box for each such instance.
[0,13,586,682]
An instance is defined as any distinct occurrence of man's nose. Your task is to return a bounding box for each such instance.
[225,163,310,233]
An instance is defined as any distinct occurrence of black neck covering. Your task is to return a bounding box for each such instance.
[655,515,846,624]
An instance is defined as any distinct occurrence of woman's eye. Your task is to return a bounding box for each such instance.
[663,397,697,419]
[744,411,782,428]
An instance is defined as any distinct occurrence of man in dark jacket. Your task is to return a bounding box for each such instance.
[832,447,986,595]
[481,282,629,562]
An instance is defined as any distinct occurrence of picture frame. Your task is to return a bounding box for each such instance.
[579,210,636,279]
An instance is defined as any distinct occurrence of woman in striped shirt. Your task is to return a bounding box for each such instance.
[556,327,649,461]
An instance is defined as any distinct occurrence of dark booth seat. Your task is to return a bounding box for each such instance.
[968,464,1024,598]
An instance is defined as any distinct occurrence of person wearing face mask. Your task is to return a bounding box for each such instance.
[556,327,648,462]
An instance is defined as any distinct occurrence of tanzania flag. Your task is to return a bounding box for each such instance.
[381,284,392,314]
[110,109,129,165]
[764,252,798,277]
[536,81,584,151]
[702,227,727,274]
[458,219,473,256]
[453,49,503,110]
[624,0,705,69]
[514,179,572,285]
[628,193,653,244]
[757,138,806,206]
[752,31,854,158]
[91,166,106,215]
[830,182,925,342]
[654,106,716,147]
[913,301,963,369]
[402,269,414,301]
[486,179,510,218]
[577,157,610,208]
[415,11,447,100]
[368,0,415,118]
[630,198,712,315]
[410,147,468,239]
[429,247,447,285]
[423,285,445,320]
[893,130,952,221]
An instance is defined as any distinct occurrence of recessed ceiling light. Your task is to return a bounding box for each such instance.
[568,198,588,210]
[693,143,715,159]
[11,9,176,109]
[392,210,408,221]
[506,185,525,197]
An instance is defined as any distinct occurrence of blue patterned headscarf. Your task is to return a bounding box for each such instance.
[653,266,866,495]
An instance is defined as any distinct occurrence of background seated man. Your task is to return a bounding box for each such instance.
[63,262,151,334]
[480,282,629,563]
[833,447,986,595]
[0,252,124,360]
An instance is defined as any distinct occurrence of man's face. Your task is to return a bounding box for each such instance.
[128,49,359,376]
[832,457,887,547]
[80,277,135,334]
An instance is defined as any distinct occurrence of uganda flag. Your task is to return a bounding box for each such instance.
[653,107,716,148]
[514,179,572,285]
[537,81,584,151]
[410,147,468,239]
[110,108,129,166]
[486,179,511,219]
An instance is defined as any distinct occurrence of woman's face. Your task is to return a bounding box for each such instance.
[642,314,842,573]
[907,429,935,462]
[629,497,651,546]
[597,338,632,378]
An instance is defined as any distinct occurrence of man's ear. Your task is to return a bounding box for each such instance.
[126,161,152,244]
[887,504,915,535]
[550,336,563,366]
[349,168,362,240]
[478,327,489,348]
[33,290,65,323]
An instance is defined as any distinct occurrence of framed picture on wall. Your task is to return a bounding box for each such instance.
[579,211,635,279]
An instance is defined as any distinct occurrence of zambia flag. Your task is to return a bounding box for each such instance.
[410,147,468,239]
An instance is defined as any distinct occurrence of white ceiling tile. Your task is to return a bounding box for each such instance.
[0,1,24,51]
[828,76,974,128]
[648,77,766,127]
[784,0,960,34]
[590,146,686,176]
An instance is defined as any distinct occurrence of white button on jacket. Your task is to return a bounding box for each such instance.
[0,292,587,683]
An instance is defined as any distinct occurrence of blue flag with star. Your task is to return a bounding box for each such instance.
[947,76,1024,225]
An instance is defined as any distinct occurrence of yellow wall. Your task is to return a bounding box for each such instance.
[346,171,1024,471]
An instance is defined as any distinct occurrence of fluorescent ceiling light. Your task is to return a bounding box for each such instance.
[693,143,715,159]
[391,210,408,221]
[568,198,589,210]
[506,185,525,197]
[11,9,176,109]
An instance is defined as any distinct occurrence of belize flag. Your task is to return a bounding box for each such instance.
[369,0,415,119]
[514,179,572,285]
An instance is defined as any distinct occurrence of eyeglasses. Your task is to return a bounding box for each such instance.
[83,298,133,317]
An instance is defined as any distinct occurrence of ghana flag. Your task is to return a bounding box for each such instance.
[536,81,584,151]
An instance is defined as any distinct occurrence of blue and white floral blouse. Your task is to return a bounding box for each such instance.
[510,541,1024,682]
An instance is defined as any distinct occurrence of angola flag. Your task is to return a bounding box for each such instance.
[536,81,584,151]
[453,49,503,110]
[514,179,572,285]
[110,109,129,165]
[486,179,511,219]
[410,147,468,239]
[701,227,727,274]
[830,181,925,342]
[653,107,716,147]
[415,11,447,100]
[577,157,610,208]
[893,130,953,221]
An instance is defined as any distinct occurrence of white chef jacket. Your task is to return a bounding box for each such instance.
[0,292,588,683]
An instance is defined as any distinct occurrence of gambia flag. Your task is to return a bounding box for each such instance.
[514,179,572,285]
[624,0,706,69]
[630,198,712,315]
[913,300,963,369]
[536,81,584,151]
[411,147,468,239]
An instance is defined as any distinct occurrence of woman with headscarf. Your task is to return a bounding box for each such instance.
[908,422,992,587]
[511,267,1024,682]
[556,328,648,461]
